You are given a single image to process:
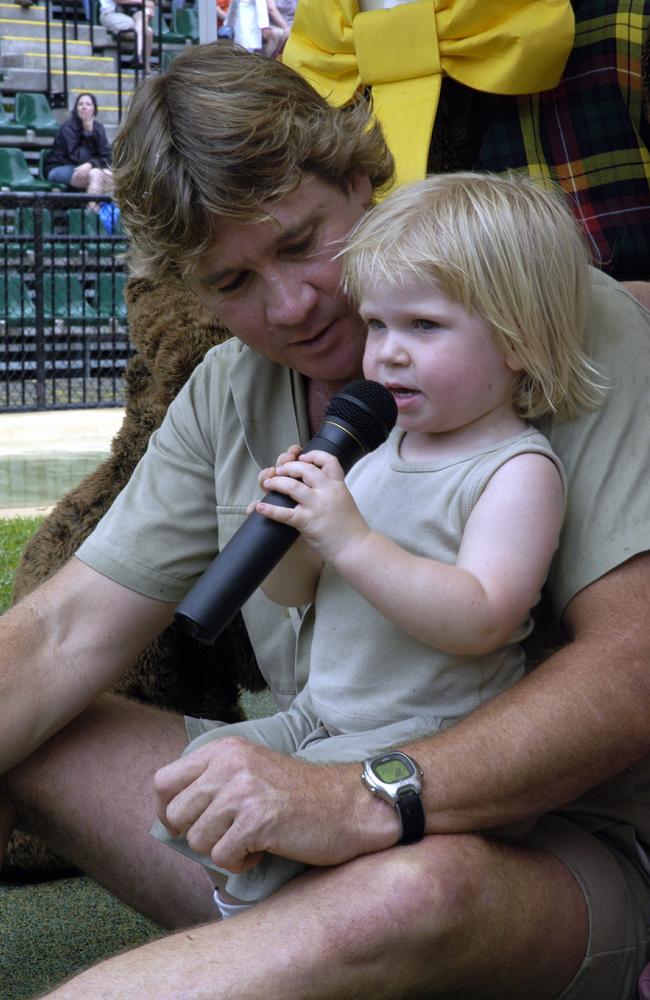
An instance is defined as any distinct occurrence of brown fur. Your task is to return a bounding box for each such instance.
[6,276,265,876]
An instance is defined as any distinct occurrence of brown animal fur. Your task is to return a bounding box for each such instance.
[6,276,265,876]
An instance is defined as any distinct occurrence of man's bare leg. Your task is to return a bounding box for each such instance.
[3,694,215,928]
[40,830,588,1000]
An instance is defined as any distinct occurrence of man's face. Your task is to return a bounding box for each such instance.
[185,174,372,385]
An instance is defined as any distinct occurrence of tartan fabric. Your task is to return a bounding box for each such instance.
[475,0,650,281]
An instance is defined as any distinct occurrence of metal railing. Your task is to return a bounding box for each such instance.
[1,191,132,411]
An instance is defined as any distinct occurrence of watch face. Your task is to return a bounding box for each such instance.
[372,756,413,784]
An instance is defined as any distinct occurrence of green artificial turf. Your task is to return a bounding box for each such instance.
[0,878,162,1000]
[0,515,275,998]
[0,516,42,613]
[0,515,163,999]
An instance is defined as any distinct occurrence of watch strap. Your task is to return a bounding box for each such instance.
[396,789,425,844]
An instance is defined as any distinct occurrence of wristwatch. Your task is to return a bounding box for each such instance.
[361,750,425,845]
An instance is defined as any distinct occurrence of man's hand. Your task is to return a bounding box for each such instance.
[153,736,398,873]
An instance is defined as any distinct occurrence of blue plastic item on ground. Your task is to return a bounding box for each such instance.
[98,202,121,235]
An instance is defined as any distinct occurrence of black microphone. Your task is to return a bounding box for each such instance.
[174,379,398,644]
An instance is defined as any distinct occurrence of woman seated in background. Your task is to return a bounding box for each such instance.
[44,93,113,210]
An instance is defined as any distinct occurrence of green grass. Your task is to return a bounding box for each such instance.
[0,516,43,613]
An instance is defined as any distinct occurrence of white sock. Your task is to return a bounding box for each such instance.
[213,888,257,920]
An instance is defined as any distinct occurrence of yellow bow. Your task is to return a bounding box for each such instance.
[283,0,575,190]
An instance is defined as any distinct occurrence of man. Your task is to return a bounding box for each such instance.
[1,43,650,999]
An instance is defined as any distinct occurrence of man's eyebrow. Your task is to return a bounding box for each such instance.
[198,211,326,287]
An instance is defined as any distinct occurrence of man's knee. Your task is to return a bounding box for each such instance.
[308,834,491,961]
[370,835,491,935]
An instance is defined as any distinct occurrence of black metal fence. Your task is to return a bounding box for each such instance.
[0,191,131,411]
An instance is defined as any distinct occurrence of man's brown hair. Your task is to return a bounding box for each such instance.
[113,42,394,279]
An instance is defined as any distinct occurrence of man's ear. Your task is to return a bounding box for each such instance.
[348,173,373,210]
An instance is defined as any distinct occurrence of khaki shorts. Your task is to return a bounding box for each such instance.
[525,814,650,999]
[99,8,134,31]
[154,712,650,999]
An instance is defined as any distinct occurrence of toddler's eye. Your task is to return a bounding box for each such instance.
[414,318,439,331]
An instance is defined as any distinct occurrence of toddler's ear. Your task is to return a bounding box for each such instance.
[505,351,525,373]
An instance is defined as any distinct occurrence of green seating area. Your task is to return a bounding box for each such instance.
[0,273,37,325]
[2,202,127,257]
[1,271,129,327]
[1,198,131,386]
[3,206,68,255]
[13,92,59,137]
[172,5,199,42]
[43,273,98,321]
[0,148,52,192]
[0,101,28,138]
[95,271,128,321]
[0,92,59,142]
[152,7,187,44]
[67,206,125,256]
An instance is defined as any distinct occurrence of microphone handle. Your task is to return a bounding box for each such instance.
[174,419,367,644]
[174,502,298,644]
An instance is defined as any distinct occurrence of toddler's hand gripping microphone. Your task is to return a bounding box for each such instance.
[174,379,397,644]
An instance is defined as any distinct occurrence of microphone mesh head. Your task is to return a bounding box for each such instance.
[327,379,398,451]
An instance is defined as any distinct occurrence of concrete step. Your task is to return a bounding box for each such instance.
[1,40,122,76]
[0,4,90,36]
[0,66,135,103]
[0,39,134,72]
[0,1,86,23]
[2,35,98,55]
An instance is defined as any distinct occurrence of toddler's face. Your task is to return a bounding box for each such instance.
[360,279,522,445]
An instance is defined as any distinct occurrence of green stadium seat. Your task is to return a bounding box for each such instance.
[0,148,52,191]
[0,272,36,325]
[160,49,180,70]
[66,207,117,256]
[152,8,186,44]
[5,206,68,255]
[0,98,28,136]
[42,273,98,321]
[14,92,60,137]
[94,271,128,321]
[172,7,199,42]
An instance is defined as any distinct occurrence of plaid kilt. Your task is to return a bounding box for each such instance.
[476,0,650,281]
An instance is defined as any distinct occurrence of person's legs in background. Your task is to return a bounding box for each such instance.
[46,164,75,187]
[132,6,153,71]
